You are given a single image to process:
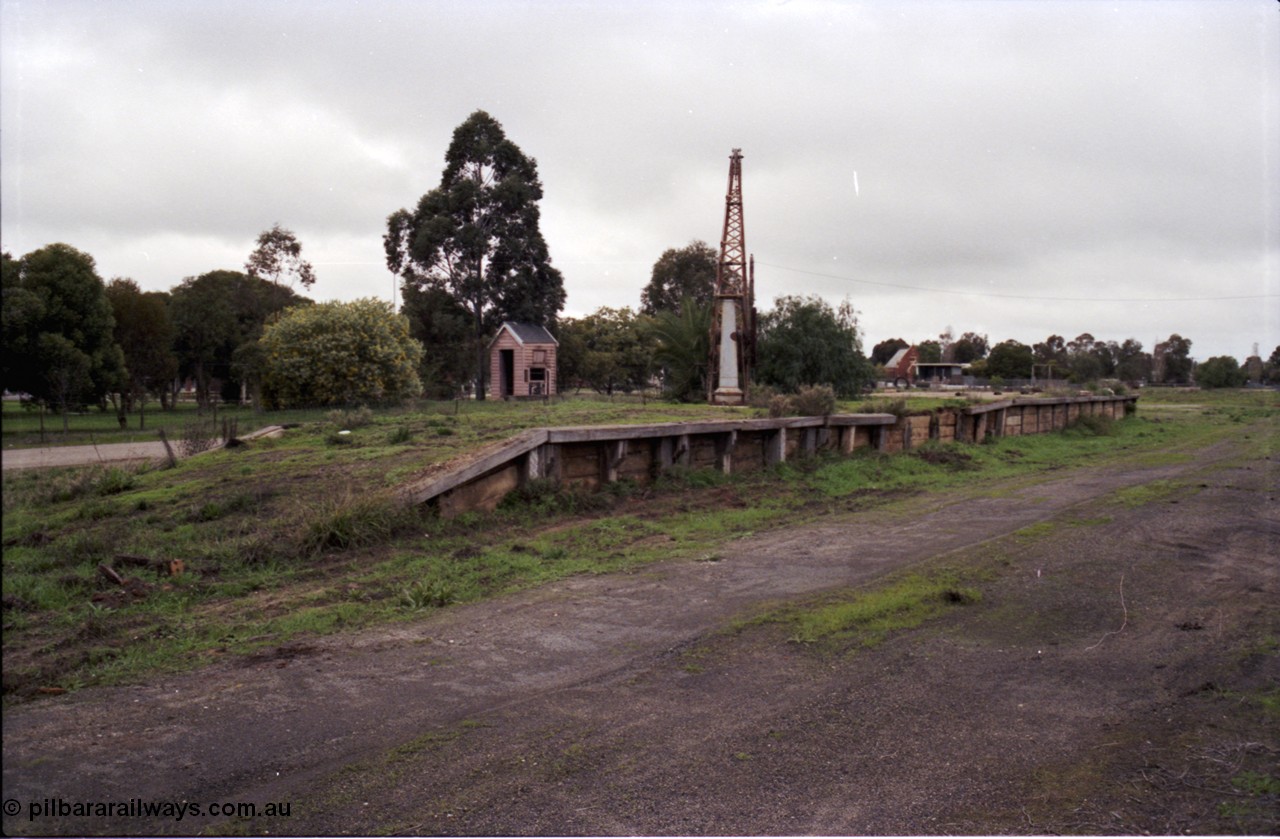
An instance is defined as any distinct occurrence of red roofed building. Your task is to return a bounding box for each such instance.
[884,345,919,386]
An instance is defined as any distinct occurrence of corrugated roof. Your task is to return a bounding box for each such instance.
[490,321,558,347]
[886,347,911,368]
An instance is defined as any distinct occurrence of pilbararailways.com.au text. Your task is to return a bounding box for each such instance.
[5,797,291,822]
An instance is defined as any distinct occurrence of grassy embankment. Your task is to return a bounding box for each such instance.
[2,388,1274,700]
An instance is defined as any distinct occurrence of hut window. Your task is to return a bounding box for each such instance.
[532,349,547,364]
[530,367,546,382]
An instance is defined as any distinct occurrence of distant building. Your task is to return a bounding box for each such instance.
[488,322,558,400]
[883,347,969,386]
[913,362,969,385]
[885,346,919,385]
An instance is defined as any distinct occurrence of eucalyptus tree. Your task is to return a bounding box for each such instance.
[984,340,1034,380]
[557,306,654,396]
[641,240,717,316]
[105,279,177,424]
[245,223,316,289]
[1195,356,1246,389]
[2,244,125,428]
[1114,338,1152,383]
[951,332,989,363]
[385,110,565,399]
[1154,334,1194,384]
[400,284,475,398]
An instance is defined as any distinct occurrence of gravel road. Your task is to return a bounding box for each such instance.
[3,433,1276,835]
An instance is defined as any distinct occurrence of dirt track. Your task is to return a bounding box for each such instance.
[3,433,1277,835]
[0,441,172,471]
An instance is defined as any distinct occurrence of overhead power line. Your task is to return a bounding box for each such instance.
[754,261,1277,303]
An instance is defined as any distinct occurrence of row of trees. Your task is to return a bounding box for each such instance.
[7,108,1271,421]
[385,112,876,401]
[552,285,874,402]
[870,328,1278,388]
[1,230,871,426]
[2,229,426,425]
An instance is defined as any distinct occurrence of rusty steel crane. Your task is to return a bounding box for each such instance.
[709,148,756,405]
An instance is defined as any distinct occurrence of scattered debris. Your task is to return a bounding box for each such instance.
[114,554,185,577]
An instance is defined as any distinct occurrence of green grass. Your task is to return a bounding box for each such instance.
[3,389,1274,700]
[1,398,336,447]
[734,570,982,648]
[1231,770,1280,796]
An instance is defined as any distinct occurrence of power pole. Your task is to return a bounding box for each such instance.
[709,148,756,405]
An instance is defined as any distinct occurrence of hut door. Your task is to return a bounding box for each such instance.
[500,349,515,397]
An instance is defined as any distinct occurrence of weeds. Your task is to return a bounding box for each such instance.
[1065,414,1115,436]
[297,491,418,558]
[94,467,138,495]
[326,406,374,430]
[500,478,567,512]
[782,573,981,646]
[188,492,257,523]
[400,579,457,611]
[4,390,1272,698]
[859,397,909,419]
[2,463,148,510]
[764,385,839,417]
[1230,770,1280,796]
[178,419,222,457]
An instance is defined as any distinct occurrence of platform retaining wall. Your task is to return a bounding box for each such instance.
[401,394,1138,517]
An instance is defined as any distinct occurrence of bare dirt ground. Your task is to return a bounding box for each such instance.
[3,432,1277,836]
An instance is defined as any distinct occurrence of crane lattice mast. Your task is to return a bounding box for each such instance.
[709,148,756,405]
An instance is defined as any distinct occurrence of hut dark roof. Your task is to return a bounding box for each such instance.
[490,322,558,346]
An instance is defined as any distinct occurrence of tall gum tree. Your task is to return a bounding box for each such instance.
[385,110,565,399]
[245,224,316,289]
[641,240,717,316]
[105,279,177,424]
[2,244,124,428]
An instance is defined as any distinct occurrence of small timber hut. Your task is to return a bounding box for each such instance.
[489,322,558,399]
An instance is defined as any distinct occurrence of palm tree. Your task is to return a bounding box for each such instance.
[650,297,712,401]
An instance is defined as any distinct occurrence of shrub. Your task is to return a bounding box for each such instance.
[755,295,873,397]
[1196,356,1248,389]
[1065,414,1115,436]
[260,299,423,407]
[747,384,781,410]
[791,385,837,417]
[858,398,908,419]
[296,491,416,558]
[326,406,374,429]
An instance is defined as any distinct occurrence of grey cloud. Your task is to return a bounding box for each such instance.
[2,0,1275,360]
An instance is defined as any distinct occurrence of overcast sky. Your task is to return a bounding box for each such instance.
[3,0,1277,362]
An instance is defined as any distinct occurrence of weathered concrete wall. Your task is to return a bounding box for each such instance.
[437,462,521,517]
[413,395,1137,515]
